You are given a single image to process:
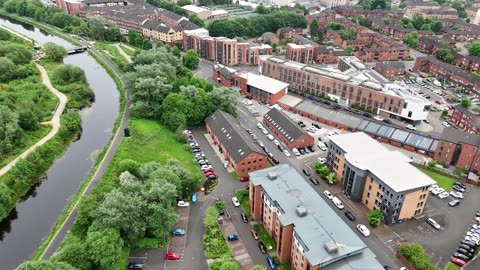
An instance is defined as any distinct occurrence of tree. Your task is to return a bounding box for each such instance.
[54,64,86,84]
[188,15,205,27]
[207,87,239,117]
[326,172,337,185]
[0,57,16,83]
[117,159,140,177]
[427,160,437,169]
[18,109,39,131]
[177,0,192,5]
[400,243,424,260]
[403,31,418,48]
[182,49,199,70]
[220,261,241,270]
[256,5,271,14]
[368,210,383,228]
[441,109,449,119]
[16,260,78,270]
[461,97,472,108]
[0,183,13,221]
[52,235,93,270]
[431,21,442,34]
[86,228,124,269]
[420,24,431,31]
[435,48,449,60]
[42,42,67,62]
[444,53,454,63]
[310,19,319,39]
[357,16,367,26]
[345,46,353,55]
[468,40,480,57]
[0,105,24,156]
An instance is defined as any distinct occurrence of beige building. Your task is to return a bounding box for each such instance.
[142,20,183,44]
[181,5,229,20]
[328,132,435,224]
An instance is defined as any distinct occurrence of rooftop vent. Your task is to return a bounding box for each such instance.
[324,241,338,253]
[296,205,308,217]
[267,172,277,180]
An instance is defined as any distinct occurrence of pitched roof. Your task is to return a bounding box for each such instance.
[377,61,406,70]
[205,110,265,163]
[263,108,312,143]
[418,56,480,85]
[440,127,480,145]
[454,104,476,117]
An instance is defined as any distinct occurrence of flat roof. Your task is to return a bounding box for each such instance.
[212,9,228,15]
[250,164,384,269]
[181,5,208,13]
[277,94,303,108]
[294,99,363,129]
[330,132,436,192]
[240,73,289,94]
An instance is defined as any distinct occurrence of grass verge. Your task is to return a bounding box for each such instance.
[230,171,241,180]
[94,42,128,70]
[235,190,251,219]
[120,44,137,56]
[444,262,460,270]
[416,167,458,191]
[253,223,277,252]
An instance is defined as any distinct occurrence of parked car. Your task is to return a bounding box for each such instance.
[227,234,239,242]
[258,241,267,254]
[303,169,311,176]
[458,244,475,254]
[460,240,477,248]
[374,116,383,121]
[172,228,185,236]
[177,201,190,207]
[383,119,392,124]
[127,262,145,269]
[266,256,276,269]
[438,191,449,199]
[232,197,240,207]
[292,148,301,156]
[345,211,356,221]
[241,213,248,223]
[242,229,255,242]
[457,248,473,257]
[283,149,291,157]
[273,139,280,146]
[312,123,321,129]
[453,185,465,192]
[309,176,319,186]
[332,197,344,209]
[427,218,441,230]
[455,182,466,189]
[449,200,460,207]
[240,176,250,182]
[317,141,327,151]
[165,252,180,260]
[317,157,327,164]
[307,146,315,152]
[452,253,470,262]
[298,148,305,155]
[442,121,451,127]
[356,224,370,237]
[431,187,444,196]
[267,134,274,141]
[323,190,333,200]
[406,124,416,130]
[450,190,464,199]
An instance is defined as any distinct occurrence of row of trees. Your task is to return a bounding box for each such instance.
[358,0,391,10]
[125,46,238,132]
[397,17,443,34]
[435,48,455,64]
[313,161,337,184]
[208,11,307,38]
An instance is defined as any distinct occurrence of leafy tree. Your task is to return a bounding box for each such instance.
[420,24,431,31]
[42,42,67,62]
[403,31,418,48]
[427,160,437,169]
[368,210,383,227]
[177,0,192,5]
[468,40,480,57]
[358,0,391,10]
[435,48,449,60]
[444,53,454,63]
[325,22,345,31]
[161,93,193,131]
[441,109,449,119]
[0,183,13,221]
[117,159,140,177]
[18,109,39,131]
[51,12,74,29]
[182,49,200,70]
[86,228,124,269]
[310,20,319,39]
[294,3,308,13]
[345,46,353,55]
[0,28,11,40]
[339,28,356,40]
[52,234,93,270]
[326,172,337,184]
[54,64,86,85]
[400,243,424,260]
[57,111,81,142]
[431,21,442,34]
[188,15,205,27]
[16,260,78,270]
[357,16,367,26]
[0,57,16,82]
[129,76,173,118]
[257,5,271,14]
[0,105,24,156]
[461,97,472,108]
[220,261,241,270]
[207,87,239,117]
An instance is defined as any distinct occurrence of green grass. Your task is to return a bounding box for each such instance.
[278,264,292,270]
[267,161,273,168]
[253,223,277,252]
[236,190,251,219]
[0,125,51,169]
[95,42,128,69]
[230,171,241,180]
[416,167,458,191]
[119,44,137,57]
[444,262,460,270]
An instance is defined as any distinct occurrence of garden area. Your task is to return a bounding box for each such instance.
[313,161,337,184]
[203,205,232,259]
[235,189,251,218]
[399,242,437,270]
[416,165,460,192]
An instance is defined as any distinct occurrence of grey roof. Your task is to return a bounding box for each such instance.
[418,56,480,85]
[249,164,384,269]
[356,120,438,152]
[440,127,480,146]
[264,108,312,143]
[142,20,171,33]
[294,100,363,130]
[213,65,236,80]
[377,61,406,70]
[293,34,317,46]
[330,132,436,192]
[205,110,265,163]
[262,32,277,39]
[85,0,127,4]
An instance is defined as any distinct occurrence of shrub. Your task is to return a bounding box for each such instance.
[399,243,437,270]
[368,210,383,228]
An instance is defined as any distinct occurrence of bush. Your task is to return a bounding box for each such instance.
[368,210,383,228]
[203,206,231,259]
[54,64,87,85]
[399,243,437,270]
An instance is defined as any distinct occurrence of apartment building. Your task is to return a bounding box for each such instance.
[374,62,405,79]
[183,31,272,66]
[276,27,303,39]
[336,5,404,19]
[142,20,183,44]
[318,0,349,8]
[213,64,236,87]
[263,108,314,150]
[412,57,480,96]
[259,55,430,122]
[450,105,480,135]
[315,47,349,64]
[328,132,435,224]
[306,10,336,27]
[418,36,456,55]
[434,128,480,173]
[205,110,267,177]
[422,7,458,19]
[404,1,442,18]
[285,43,315,64]
[249,164,384,269]
[57,0,127,14]
[262,32,280,45]
[234,73,289,105]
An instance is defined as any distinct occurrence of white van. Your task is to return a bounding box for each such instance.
[257,123,263,129]
[356,224,370,237]
[332,197,344,209]
[317,141,327,151]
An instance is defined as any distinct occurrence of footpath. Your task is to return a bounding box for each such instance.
[0,62,68,177]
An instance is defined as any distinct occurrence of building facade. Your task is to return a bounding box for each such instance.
[374,61,406,79]
[328,132,435,224]
[434,128,480,173]
[450,105,480,135]
[234,73,289,105]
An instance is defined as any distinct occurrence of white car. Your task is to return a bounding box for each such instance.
[427,218,441,230]
[323,190,333,200]
[292,148,301,156]
[450,190,464,199]
[317,141,327,151]
[374,116,383,121]
[317,157,327,164]
[306,127,315,133]
[406,125,416,131]
[257,123,263,129]
[356,224,370,237]
[177,201,190,207]
[332,197,344,210]
[465,236,480,245]
[273,139,280,146]
[283,149,291,157]
[201,165,213,171]
[431,184,439,190]
[466,231,480,238]
[442,121,450,127]
[232,197,240,207]
[261,128,268,135]
[267,134,274,141]
[438,191,449,199]
[430,187,444,196]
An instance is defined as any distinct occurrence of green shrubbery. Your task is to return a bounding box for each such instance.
[399,243,437,270]
[203,206,231,259]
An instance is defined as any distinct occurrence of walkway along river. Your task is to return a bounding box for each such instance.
[0,15,120,270]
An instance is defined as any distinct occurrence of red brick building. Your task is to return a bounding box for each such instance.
[374,61,406,79]
[205,110,267,177]
[450,105,480,135]
[286,43,315,64]
[307,10,336,28]
[316,47,349,64]
[263,108,314,150]
[234,73,289,105]
[434,128,480,173]
[262,32,280,44]
[276,27,303,39]
[213,64,236,87]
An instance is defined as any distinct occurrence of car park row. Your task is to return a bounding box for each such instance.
[429,182,466,207]
[449,207,480,267]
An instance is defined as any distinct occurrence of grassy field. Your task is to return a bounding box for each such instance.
[417,167,458,191]
[94,42,129,70]
[254,223,277,252]
[444,262,460,270]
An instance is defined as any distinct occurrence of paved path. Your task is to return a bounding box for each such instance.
[0,63,67,177]
[114,43,132,63]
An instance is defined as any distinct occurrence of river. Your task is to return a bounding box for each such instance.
[0,15,120,269]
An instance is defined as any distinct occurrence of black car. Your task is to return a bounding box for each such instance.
[363,113,372,118]
[303,169,311,176]
[453,185,465,192]
[333,104,341,110]
[307,146,315,152]
[383,119,393,124]
[241,212,248,223]
[312,123,321,129]
[352,109,361,115]
[457,248,473,257]
[192,149,202,153]
[299,148,305,155]
[258,241,267,254]
[277,145,284,152]
[128,262,144,269]
[272,158,280,164]
[425,95,431,99]
[344,107,352,112]
[207,175,218,181]
[461,240,478,248]
[455,182,466,189]
[299,123,306,128]
[458,245,475,254]
[297,121,304,126]
[453,253,471,261]
[423,119,430,123]
[323,100,331,105]
[309,176,319,186]
[246,129,252,134]
[344,211,356,221]
[263,147,269,154]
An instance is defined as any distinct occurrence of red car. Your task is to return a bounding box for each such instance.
[240,176,250,182]
[451,257,467,266]
[205,172,216,177]
[165,252,180,260]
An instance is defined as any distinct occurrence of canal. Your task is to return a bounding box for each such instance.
[0,15,120,269]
